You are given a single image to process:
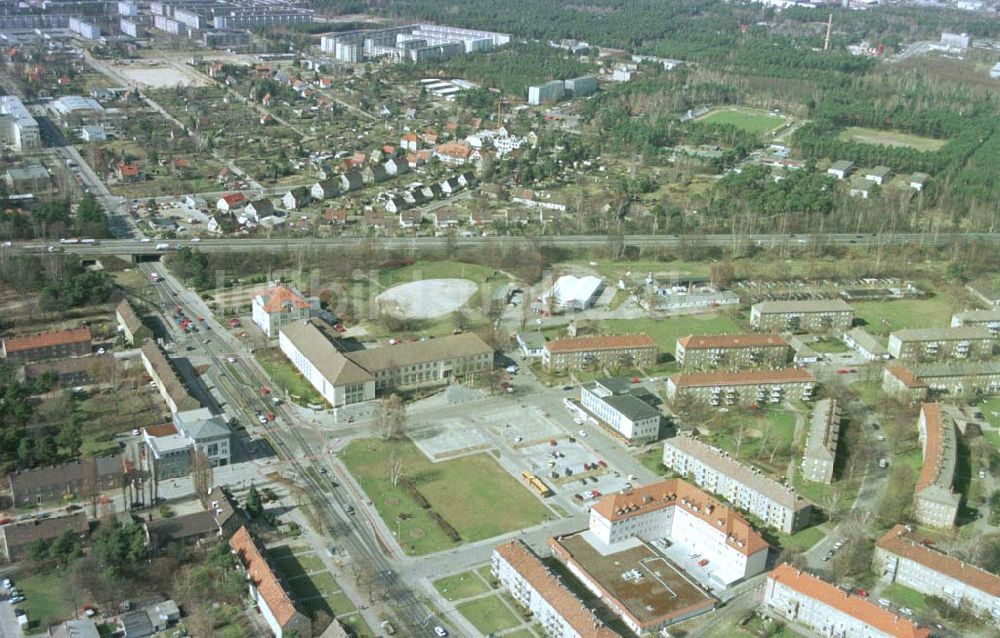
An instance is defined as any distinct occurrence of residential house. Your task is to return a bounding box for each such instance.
[2,326,92,363]
[9,455,121,506]
[361,163,387,185]
[400,132,420,152]
[117,161,139,182]
[662,433,812,533]
[913,403,960,528]
[243,199,274,223]
[750,299,855,333]
[80,125,106,142]
[397,209,422,228]
[252,284,320,338]
[310,179,340,200]
[140,341,200,414]
[763,565,929,638]
[457,171,477,188]
[542,334,659,372]
[515,332,546,358]
[430,208,459,230]
[433,142,476,166]
[675,334,791,370]
[0,512,90,561]
[282,187,311,210]
[384,158,409,177]
[229,526,312,638]
[384,196,409,215]
[207,213,238,235]
[338,169,364,193]
[666,368,815,407]
[217,192,247,211]
[887,326,994,361]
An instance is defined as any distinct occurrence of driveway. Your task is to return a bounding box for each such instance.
[0,600,24,638]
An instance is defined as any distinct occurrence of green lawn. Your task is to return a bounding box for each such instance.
[808,337,848,353]
[287,572,340,600]
[980,397,1000,433]
[853,297,956,336]
[254,347,324,405]
[771,526,826,553]
[698,107,785,135]
[476,564,497,587]
[376,260,503,289]
[793,474,855,516]
[18,571,76,629]
[601,313,742,355]
[503,630,538,638]
[883,583,929,614]
[341,438,553,555]
[839,127,948,151]
[273,553,326,579]
[457,595,523,635]
[703,407,798,475]
[434,570,491,601]
[337,614,376,638]
[639,449,671,476]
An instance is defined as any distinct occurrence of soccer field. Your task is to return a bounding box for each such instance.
[697,108,785,135]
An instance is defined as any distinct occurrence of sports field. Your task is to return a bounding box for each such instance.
[839,127,947,151]
[341,438,553,555]
[697,108,785,135]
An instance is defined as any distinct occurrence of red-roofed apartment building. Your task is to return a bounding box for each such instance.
[913,403,960,528]
[875,525,1000,623]
[764,564,931,638]
[251,284,319,338]
[229,526,311,638]
[1,326,92,363]
[543,334,659,372]
[882,365,929,403]
[675,334,791,370]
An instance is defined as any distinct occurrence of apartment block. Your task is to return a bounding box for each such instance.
[665,368,815,406]
[913,403,960,528]
[588,479,769,585]
[0,95,41,150]
[1,326,92,363]
[763,564,930,638]
[875,525,1000,622]
[951,309,1000,335]
[579,378,660,445]
[801,398,840,485]
[887,326,994,361]
[527,80,565,105]
[141,341,201,414]
[491,540,618,638]
[230,526,312,638]
[750,299,854,333]
[542,334,658,372]
[662,434,812,533]
[116,298,151,346]
[675,334,790,369]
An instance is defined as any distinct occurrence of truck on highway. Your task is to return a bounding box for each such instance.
[155,242,169,250]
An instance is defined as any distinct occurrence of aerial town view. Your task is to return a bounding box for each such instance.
[1,0,1000,636]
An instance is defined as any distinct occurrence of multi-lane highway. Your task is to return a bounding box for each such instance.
[4,232,998,257]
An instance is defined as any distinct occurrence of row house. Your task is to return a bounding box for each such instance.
[2,326,92,363]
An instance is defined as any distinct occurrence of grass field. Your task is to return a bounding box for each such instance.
[703,407,798,475]
[600,313,742,354]
[457,596,523,635]
[434,570,491,601]
[770,526,826,553]
[254,347,323,405]
[853,297,956,335]
[341,438,553,555]
[698,107,785,135]
[839,127,948,151]
[883,583,929,614]
[18,572,75,629]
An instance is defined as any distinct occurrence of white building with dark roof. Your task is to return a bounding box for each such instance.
[0,96,40,150]
[579,377,660,445]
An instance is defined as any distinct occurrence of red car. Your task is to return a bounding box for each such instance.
[261,386,271,395]
[549,440,558,446]
[266,412,275,422]
[853,588,869,598]
[698,559,710,567]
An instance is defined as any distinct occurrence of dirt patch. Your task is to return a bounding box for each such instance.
[375,278,478,319]
[114,63,212,88]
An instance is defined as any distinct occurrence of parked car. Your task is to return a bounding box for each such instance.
[433,626,448,637]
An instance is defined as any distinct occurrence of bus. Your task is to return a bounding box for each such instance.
[521,471,553,498]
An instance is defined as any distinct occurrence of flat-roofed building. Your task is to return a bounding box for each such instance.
[875,525,1000,623]
[913,403,960,528]
[665,368,815,406]
[579,378,660,445]
[750,299,854,333]
[843,327,889,360]
[542,334,658,372]
[801,399,840,484]
[279,320,492,407]
[491,539,619,638]
[675,334,790,369]
[143,423,193,480]
[763,564,930,638]
[527,80,565,105]
[0,95,40,150]
[951,309,1000,335]
[662,434,812,533]
[2,326,92,363]
[887,326,994,361]
[589,478,769,584]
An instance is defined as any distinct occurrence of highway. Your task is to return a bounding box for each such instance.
[4,232,998,256]
[141,263,435,635]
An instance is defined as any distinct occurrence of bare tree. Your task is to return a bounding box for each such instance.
[377,394,407,440]
[387,450,404,488]
[191,451,214,501]
[81,457,100,518]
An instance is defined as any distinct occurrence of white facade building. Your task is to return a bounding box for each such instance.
[579,378,660,445]
[662,434,812,533]
[0,96,40,151]
[251,285,319,338]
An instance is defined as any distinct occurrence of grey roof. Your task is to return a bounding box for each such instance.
[141,342,200,411]
[51,620,101,638]
[279,320,374,386]
[890,326,993,342]
[867,165,892,177]
[844,327,887,356]
[6,165,48,181]
[592,377,632,394]
[603,393,660,421]
[664,434,811,511]
[952,309,1000,323]
[116,298,145,335]
[175,407,230,441]
[145,511,218,543]
[1,512,89,550]
[348,332,492,372]
[829,160,854,171]
[120,609,154,638]
[908,172,930,183]
[911,361,1000,378]
[49,95,104,115]
[517,332,546,350]
[753,299,853,314]
[9,455,121,495]
[804,398,839,461]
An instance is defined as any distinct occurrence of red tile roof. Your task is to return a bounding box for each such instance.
[545,334,658,354]
[494,540,619,638]
[669,367,814,388]
[117,161,139,177]
[590,478,769,556]
[3,326,91,353]
[877,525,1000,598]
[677,334,789,350]
[220,192,246,206]
[916,403,947,492]
[768,564,930,638]
[435,142,473,159]
[255,285,311,314]
[229,526,303,628]
[886,365,927,389]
